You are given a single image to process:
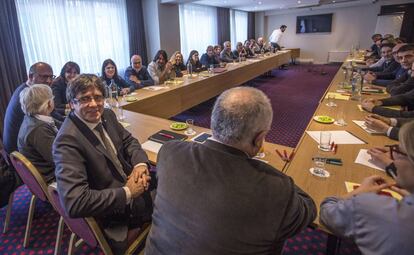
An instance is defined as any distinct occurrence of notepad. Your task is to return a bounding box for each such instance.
[345,181,402,200]
[354,149,385,171]
[141,140,163,154]
[148,130,188,144]
[325,92,350,101]
[352,120,383,134]
[306,131,365,144]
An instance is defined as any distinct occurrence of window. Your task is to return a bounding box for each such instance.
[230,10,248,47]
[16,0,130,74]
[179,4,218,60]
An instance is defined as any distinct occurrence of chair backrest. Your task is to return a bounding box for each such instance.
[47,184,112,252]
[9,151,49,201]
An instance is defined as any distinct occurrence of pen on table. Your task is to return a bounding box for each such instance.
[288,151,295,161]
[334,144,338,154]
[361,92,371,95]
[346,130,368,144]
[283,150,288,160]
[159,132,174,139]
[330,141,335,151]
[275,149,284,160]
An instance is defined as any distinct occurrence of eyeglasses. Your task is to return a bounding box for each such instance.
[133,62,141,64]
[386,144,408,160]
[73,95,104,104]
[37,74,56,80]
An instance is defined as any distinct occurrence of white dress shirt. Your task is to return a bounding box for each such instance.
[269,29,283,44]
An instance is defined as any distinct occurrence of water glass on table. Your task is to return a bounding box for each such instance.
[311,156,330,177]
[326,94,337,107]
[184,119,196,136]
[319,131,332,151]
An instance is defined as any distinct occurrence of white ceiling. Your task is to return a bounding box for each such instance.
[161,0,381,12]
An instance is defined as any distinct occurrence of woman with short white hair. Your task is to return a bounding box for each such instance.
[17,84,59,183]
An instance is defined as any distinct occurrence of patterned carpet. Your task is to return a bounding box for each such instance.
[0,64,361,254]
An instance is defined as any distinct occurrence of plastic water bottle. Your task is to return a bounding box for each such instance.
[351,72,361,101]
[187,62,193,78]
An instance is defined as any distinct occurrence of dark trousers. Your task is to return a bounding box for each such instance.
[271,42,281,51]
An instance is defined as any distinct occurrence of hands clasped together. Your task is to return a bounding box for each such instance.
[126,165,151,198]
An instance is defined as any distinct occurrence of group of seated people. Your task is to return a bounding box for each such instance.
[1,32,413,254]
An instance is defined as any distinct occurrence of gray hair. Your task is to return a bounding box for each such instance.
[223,41,231,48]
[20,84,53,116]
[211,87,273,145]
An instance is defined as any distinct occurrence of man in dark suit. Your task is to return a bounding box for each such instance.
[3,62,54,155]
[364,114,413,141]
[145,87,316,255]
[53,74,153,253]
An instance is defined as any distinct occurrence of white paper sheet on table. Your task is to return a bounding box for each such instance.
[141,140,163,154]
[354,149,385,171]
[306,130,365,144]
[352,120,383,134]
[142,86,167,91]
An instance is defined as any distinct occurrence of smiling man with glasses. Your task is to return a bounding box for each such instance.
[53,73,154,253]
[124,55,154,89]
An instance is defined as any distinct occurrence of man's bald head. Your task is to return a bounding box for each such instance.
[28,62,54,86]
[131,55,143,71]
[211,87,273,148]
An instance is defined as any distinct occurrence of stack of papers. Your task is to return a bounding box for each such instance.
[306,130,365,144]
[354,149,385,171]
[141,140,163,154]
[352,120,383,134]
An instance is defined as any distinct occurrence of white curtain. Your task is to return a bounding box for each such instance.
[179,4,218,60]
[230,10,248,48]
[15,0,130,75]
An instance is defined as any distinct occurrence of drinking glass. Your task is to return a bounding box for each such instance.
[184,119,196,136]
[335,109,347,126]
[311,156,330,177]
[326,94,337,107]
[319,131,331,151]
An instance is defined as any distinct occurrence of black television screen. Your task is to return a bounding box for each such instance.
[296,14,333,33]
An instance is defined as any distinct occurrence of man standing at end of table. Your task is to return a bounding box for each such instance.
[269,25,287,51]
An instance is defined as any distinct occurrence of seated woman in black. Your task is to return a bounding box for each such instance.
[170,51,186,77]
[101,59,134,96]
[52,61,80,116]
[200,45,220,68]
[186,50,206,73]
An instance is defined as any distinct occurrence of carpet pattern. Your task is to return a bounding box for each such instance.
[172,64,341,148]
[0,64,361,254]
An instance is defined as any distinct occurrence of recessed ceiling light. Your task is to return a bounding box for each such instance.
[258,1,262,4]
[332,0,336,2]
[298,0,301,3]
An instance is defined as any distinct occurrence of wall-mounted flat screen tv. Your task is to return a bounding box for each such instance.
[296,13,333,33]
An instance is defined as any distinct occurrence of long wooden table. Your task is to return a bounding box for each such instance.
[284,58,396,232]
[122,51,291,118]
[122,110,292,171]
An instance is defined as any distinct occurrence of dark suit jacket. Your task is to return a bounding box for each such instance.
[3,83,28,154]
[220,49,236,63]
[386,72,412,96]
[389,118,414,140]
[145,140,316,255]
[124,66,154,89]
[53,109,152,247]
[17,116,58,183]
[373,91,414,118]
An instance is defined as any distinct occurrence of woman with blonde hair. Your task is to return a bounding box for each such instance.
[170,51,186,77]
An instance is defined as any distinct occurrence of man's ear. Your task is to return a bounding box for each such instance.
[69,101,75,110]
[253,130,267,149]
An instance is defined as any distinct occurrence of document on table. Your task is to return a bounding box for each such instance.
[142,86,168,91]
[141,140,163,154]
[324,92,350,101]
[352,120,383,134]
[306,130,366,144]
[344,181,402,200]
[354,149,385,171]
[357,105,364,112]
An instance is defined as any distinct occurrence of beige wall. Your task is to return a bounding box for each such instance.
[142,0,181,63]
[265,0,412,64]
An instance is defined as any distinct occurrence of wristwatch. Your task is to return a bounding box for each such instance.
[385,162,397,179]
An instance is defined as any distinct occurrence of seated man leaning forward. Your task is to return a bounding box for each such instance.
[145,87,316,255]
[53,74,154,253]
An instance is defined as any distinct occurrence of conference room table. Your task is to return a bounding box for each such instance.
[283,57,397,252]
[122,50,291,118]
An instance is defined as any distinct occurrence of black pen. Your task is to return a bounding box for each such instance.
[346,130,368,144]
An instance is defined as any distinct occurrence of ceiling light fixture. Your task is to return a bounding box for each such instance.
[258,1,262,4]
[298,0,301,4]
